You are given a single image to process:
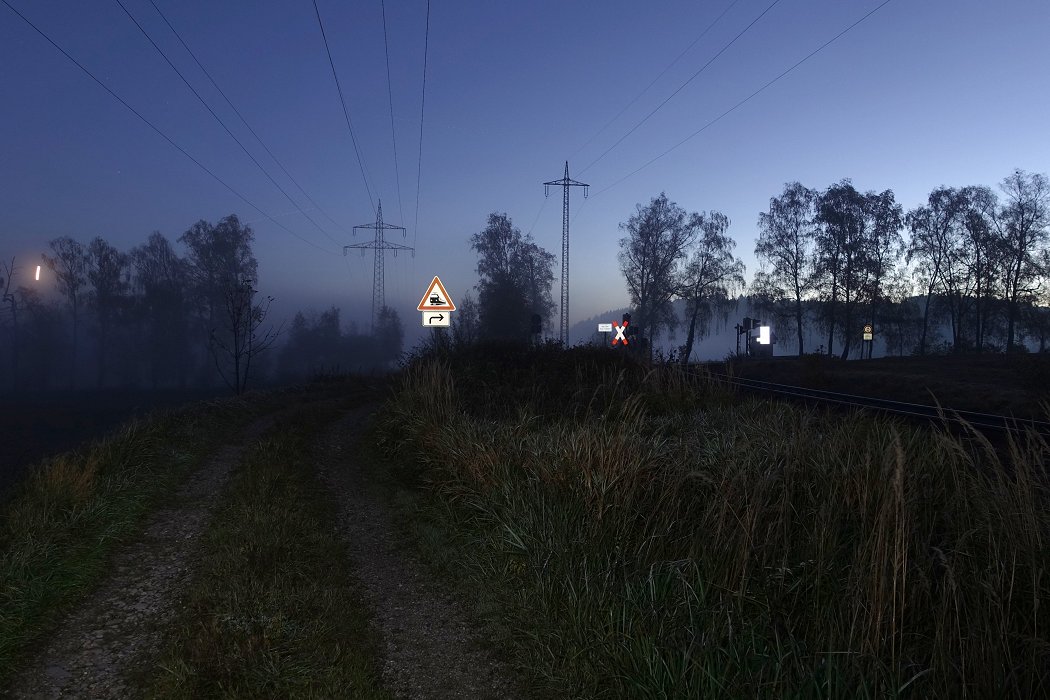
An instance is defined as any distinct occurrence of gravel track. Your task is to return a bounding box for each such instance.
[319,408,528,700]
[6,409,283,699]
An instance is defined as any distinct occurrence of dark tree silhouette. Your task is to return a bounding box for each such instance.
[86,237,130,387]
[756,182,817,355]
[814,181,868,359]
[42,237,89,387]
[131,232,190,388]
[618,193,699,354]
[208,278,278,395]
[470,213,556,341]
[677,211,744,364]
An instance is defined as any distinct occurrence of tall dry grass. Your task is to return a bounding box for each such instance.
[379,356,1050,698]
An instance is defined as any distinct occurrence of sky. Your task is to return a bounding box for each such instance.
[2,0,1049,348]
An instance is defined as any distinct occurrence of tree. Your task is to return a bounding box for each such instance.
[131,232,190,388]
[470,213,556,341]
[755,182,817,355]
[42,236,89,387]
[452,291,480,347]
[375,305,404,363]
[861,189,904,358]
[208,278,278,394]
[813,181,869,359]
[990,169,1050,352]
[179,215,258,382]
[960,186,999,352]
[905,187,969,355]
[677,211,745,364]
[86,237,130,387]
[0,258,22,390]
[618,193,699,354]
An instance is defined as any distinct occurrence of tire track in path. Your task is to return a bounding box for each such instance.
[320,408,528,700]
[8,405,290,699]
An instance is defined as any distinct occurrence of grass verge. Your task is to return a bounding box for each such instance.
[147,397,390,698]
[375,344,1050,698]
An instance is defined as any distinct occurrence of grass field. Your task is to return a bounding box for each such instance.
[376,342,1050,698]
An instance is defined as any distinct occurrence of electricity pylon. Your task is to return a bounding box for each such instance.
[343,200,413,333]
[544,161,588,345]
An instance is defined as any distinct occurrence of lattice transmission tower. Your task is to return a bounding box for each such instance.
[343,200,413,333]
[544,161,588,344]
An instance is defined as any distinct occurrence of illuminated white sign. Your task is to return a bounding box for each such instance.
[756,325,771,345]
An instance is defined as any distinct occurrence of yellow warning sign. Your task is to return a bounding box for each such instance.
[417,276,456,312]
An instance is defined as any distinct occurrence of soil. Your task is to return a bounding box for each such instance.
[319,408,529,700]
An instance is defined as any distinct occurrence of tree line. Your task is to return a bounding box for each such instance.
[0,214,405,394]
[618,168,1050,360]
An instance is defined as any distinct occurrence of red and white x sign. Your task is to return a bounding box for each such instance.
[611,320,629,345]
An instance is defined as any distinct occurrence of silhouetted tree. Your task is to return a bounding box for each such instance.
[86,237,130,387]
[618,193,699,354]
[814,181,869,359]
[905,187,969,355]
[131,232,190,388]
[452,292,480,347]
[180,215,258,383]
[375,305,403,363]
[677,211,745,364]
[861,189,904,358]
[470,213,556,341]
[990,169,1050,352]
[208,278,278,395]
[756,182,817,355]
[42,237,89,388]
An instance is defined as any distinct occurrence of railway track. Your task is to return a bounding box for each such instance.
[702,368,1050,445]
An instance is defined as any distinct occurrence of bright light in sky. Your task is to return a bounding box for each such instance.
[35,265,40,281]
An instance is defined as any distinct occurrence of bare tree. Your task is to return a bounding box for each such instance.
[618,193,700,355]
[755,182,817,355]
[42,237,89,387]
[960,186,999,352]
[0,258,22,389]
[677,211,745,364]
[990,169,1050,351]
[208,278,279,395]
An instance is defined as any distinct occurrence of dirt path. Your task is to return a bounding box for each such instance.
[7,408,285,699]
[319,408,527,700]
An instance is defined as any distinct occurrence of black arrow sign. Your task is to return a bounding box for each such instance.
[427,314,445,324]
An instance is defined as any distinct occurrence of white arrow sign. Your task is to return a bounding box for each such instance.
[422,311,450,327]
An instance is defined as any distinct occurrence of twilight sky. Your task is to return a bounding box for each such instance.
[2,0,1049,345]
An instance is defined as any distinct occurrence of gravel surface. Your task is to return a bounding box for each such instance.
[7,410,281,699]
[320,408,529,700]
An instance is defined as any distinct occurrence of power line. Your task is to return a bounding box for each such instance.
[412,0,431,250]
[570,0,743,161]
[579,0,782,176]
[146,0,351,238]
[312,0,377,216]
[114,0,340,246]
[381,0,406,228]
[0,0,335,254]
[592,0,896,198]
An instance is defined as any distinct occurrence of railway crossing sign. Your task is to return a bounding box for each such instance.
[611,320,629,345]
[418,276,455,327]
[417,276,456,312]
[863,324,873,341]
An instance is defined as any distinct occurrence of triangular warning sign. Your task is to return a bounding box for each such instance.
[417,276,456,311]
